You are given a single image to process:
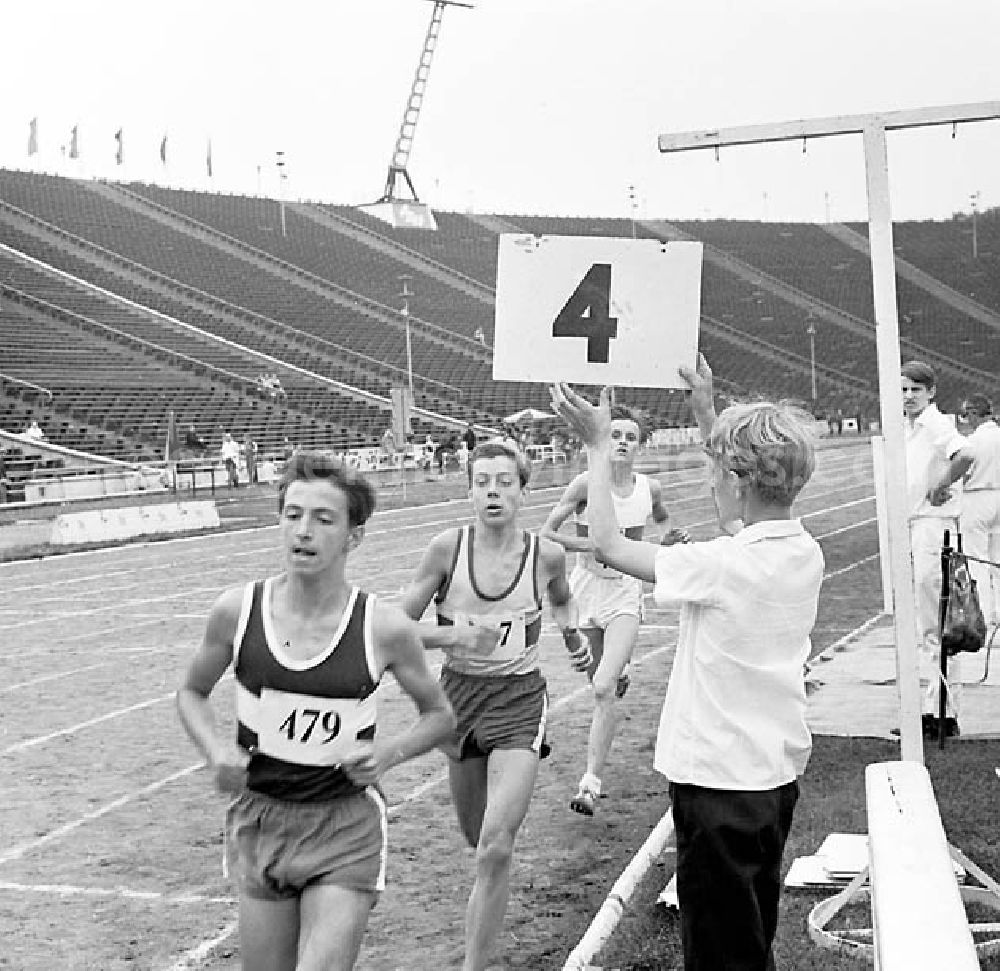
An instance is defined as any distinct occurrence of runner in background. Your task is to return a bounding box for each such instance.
[541,404,682,815]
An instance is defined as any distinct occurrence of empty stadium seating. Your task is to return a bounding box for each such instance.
[2,166,997,467]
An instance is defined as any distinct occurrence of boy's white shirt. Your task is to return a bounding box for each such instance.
[652,519,824,790]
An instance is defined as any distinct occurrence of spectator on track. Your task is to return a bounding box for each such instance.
[221,432,242,488]
[462,422,477,454]
[243,435,258,485]
[23,420,46,442]
[901,360,967,738]
[928,391,1000,636]
[184,424,208,456]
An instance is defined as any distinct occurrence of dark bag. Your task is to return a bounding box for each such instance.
[941,552,988,656]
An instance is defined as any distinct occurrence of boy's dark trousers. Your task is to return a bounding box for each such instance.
[670,780,799,971]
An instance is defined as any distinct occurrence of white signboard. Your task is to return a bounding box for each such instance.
[493,234,703,387]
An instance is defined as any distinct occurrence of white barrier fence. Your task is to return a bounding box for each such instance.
[562,811,676,971]
[49,501,220,546]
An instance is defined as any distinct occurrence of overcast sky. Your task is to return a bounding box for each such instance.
[2,0,998,222]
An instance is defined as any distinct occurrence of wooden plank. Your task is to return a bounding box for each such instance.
[866,761,978,969]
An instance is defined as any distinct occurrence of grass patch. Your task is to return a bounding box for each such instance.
[600,736,1000,970]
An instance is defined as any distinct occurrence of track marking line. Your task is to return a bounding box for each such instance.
[0,881,235,906]
[0,763,202,865]
[2,691,177,755]
[163,920,240,971]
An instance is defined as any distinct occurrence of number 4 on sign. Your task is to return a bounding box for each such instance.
[492,234,703,387]
[552,263,618,363]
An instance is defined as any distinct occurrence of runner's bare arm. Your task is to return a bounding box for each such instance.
[400,530,497,653]
[176,587,251,793]
[400,530,454,621]
[539,537,590,670]
[551,384,659,583]
[344,603,456,783]
[678,353,718,441]
[650,479,691,545]
[540,474,594,553]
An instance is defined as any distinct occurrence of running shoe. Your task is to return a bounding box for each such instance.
[570,784,599,816]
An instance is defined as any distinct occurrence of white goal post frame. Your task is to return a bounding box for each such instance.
[658,101,1000,764]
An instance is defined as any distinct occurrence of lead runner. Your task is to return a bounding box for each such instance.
[177,451,455,971]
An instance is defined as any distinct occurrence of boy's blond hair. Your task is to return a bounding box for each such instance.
[706,401,817,506]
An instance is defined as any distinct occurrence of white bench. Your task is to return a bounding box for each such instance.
[866,761,978,969]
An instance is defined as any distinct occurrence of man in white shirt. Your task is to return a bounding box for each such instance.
[901,361,968,738]
[220,432,242,488]
[929,392,1000,632]
[550,355,824,971]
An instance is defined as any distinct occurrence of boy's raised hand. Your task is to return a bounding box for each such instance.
[549,384,611,449]
[678,353,716,433]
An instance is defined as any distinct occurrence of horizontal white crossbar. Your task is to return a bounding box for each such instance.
[658,100,1000,152]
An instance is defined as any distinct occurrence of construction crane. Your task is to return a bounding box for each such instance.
[363,0,473,229]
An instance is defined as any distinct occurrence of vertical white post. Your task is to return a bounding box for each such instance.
[871,436,894,615]
[862,123,923,763]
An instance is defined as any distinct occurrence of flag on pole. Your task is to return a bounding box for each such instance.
[164,409,180,461]
[27,118,38,155]
[160,134,167,165]
[69,125,79,159]
[114,128,123,165]
[206,138,213,177]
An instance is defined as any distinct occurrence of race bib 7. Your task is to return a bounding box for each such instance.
[446,610,527,662]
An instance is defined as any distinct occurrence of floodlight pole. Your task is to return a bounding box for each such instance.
[658,101,1000,765]
[276,150,287,237]
[970,190,980,259]
[806,320,817,402]
[377,0,473,204]
[400,274,415,401]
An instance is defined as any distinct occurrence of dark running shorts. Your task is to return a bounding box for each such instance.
[440,667,549,761]
[225,787,387,901]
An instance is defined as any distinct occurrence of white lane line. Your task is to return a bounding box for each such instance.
[824,552,879,580]
[163,921,240,971]
[0,881,236,906]
[0,763,202,865]
[2,691,176,756]
[1,662,114,693]
[815,517,877,540]
[0,588,217,632]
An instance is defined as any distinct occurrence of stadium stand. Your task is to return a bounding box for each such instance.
[2,167,997,465]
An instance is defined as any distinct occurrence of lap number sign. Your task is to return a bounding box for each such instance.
[493,234,703,387]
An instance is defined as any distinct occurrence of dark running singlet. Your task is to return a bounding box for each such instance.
[233,579,381,802]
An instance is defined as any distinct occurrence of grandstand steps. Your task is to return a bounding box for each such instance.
[463,212,525,235]
[705,315,872,399]
[0,199,492,427]
[822,222,1000,334]
[642,218,997,405]
[0,269,385,457]
[93,181,488,366]
[0,198,497,441]
[299,203,496,308]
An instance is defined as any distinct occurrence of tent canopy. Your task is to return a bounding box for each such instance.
[504,407,554,423]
